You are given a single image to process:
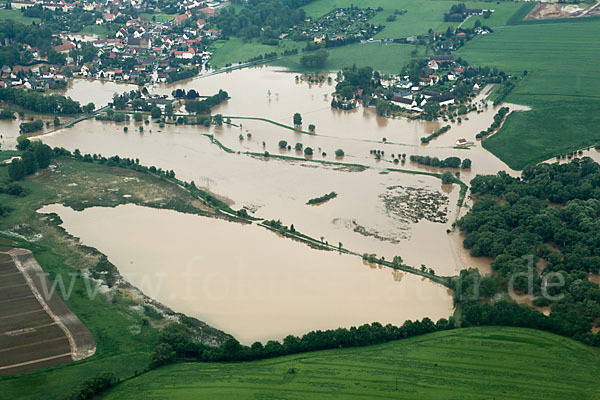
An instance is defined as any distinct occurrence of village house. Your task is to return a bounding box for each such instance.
[53,41,76,54]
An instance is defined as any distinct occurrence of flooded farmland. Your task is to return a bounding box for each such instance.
[40,204,453,344]
[8,65,522,340]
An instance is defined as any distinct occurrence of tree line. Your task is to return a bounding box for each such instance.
[456,158,600,344]
[409,155,472,169]
[150,317,454,368]
[7,137,52,181]
[0,87,81,115]
[185,90,229,114]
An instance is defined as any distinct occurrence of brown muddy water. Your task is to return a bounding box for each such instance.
[39,204,453,344]
[41,120,472,276]
[6,66,514,339]
[37,67,507,273]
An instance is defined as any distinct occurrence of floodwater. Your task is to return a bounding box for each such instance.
[41,118,471,276]
[5,65,521,338]
[37,66,513,276]
[40,204,453,344]
[58,79,139,109]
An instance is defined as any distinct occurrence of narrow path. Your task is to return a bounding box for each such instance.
[8,248,96,361]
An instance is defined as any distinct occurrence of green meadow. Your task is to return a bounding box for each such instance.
[208,37,304,68]
[211,0,523,71]
[302,0,524,38]
[457,19,600,169]
[104,326,600,400]
[272,42,422,73]
[0,9,39,24]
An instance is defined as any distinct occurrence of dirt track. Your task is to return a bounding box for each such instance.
[0,248,95,376]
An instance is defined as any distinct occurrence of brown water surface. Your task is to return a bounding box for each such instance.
[40,203,453,344]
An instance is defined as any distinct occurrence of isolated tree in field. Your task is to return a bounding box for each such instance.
[294,143,303,151]
[8,159,25,181]
[441,171,454,184]
[278,140,288,149]
[83,102,95,114]
[16,135,30,151]
[22,151,37,175]
[335,149,344,157]
[461,158,472,169]
[151,106,162,119]
[304,147,313,156]
[165,103,174,117]
[293,113,302,126]
[34,143,52,169]
[308,124,315,132]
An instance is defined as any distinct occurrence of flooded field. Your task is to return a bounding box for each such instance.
[41,118,473,275]
[3,65,518,339]
[58,79,139,109]
[40,204,453,344]
[36,66,512,276]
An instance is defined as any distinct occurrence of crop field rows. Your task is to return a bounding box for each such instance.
[0,252,72,376]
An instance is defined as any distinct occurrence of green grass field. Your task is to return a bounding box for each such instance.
[457,20,600,169]
[272,42,422,74]
[208,37,305,68]
[0,9,40,24]
[78,24,111,38]
[104,326,600,400]
[140,12,175,22]
[302,0,523,38]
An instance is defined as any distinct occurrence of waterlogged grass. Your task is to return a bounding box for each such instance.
[458,20,600,169]
[225,116,315,135]
[104,326,600,400]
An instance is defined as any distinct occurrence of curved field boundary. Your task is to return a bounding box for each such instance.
[8,248,96,363]
[225,116,316,135]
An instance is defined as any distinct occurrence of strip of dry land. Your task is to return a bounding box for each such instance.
[0,247,95,376]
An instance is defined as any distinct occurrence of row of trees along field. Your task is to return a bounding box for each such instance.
[150,317,454,367]
[185,90,229,114]
[455,157,600,345]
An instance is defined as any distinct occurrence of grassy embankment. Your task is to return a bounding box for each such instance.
[458,19,600,169]
[104,326,600,400]
[0,155,231,399]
